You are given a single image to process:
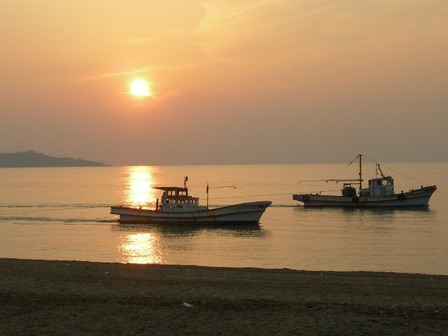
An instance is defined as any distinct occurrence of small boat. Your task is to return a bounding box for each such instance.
[293,154,437,208]
[111,178,271,224]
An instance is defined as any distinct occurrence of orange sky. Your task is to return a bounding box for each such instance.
[1,1,447,165]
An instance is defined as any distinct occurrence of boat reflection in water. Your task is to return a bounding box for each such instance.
[117,232,164,264]
[125,166,157,207]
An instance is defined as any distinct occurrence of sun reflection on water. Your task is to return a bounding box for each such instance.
[118,232,163,264]
[126,166,156,207]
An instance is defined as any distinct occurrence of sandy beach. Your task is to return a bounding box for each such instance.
[0,258,447,335]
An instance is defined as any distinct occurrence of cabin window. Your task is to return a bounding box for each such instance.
[376,179,390,186]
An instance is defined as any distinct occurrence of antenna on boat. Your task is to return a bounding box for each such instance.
[206,183,209,209]
[358,154,362,193]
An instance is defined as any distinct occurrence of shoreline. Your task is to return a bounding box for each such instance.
[1,258,447,335]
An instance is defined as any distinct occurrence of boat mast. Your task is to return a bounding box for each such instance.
[206,183,209,209]
[358,154,362,192]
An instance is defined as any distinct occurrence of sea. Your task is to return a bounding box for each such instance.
[1,162,447,275]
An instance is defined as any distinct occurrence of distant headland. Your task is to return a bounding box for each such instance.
[0,150,108,167]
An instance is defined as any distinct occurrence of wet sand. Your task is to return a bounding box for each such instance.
[1,258,447,335]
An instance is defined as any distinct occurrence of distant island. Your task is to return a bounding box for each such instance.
[0,150,108,167]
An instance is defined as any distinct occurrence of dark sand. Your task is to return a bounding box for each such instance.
[1,259,447,335]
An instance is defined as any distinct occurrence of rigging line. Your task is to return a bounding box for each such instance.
[210,192,292,200]
[331,154,363,180]
[362,155,378,164]
[363,154,427,185]
[298,179,360,184]
[294,189,342,194]
[211,185,236,189]
[376,163,426,185]
[347,154,360,166]
[343,155,376,172]
[298,179,327,183]
[360,156,425,184]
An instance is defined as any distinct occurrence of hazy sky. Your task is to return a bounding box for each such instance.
[1,1,447,165]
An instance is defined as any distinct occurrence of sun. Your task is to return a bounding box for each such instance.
[129,79,152,97]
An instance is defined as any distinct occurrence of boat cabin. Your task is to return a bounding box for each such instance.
[360,176,394,197]
[155,186,207,212]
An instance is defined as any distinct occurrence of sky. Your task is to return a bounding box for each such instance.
[1,0,447,165]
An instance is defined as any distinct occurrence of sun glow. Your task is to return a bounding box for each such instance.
[126,166,156,206]
[129,79,152,97]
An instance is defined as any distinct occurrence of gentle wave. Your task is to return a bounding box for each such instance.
[0,203,296,211]
[208,203,297,208]
[0,216,115,224]
[0,203,110,209]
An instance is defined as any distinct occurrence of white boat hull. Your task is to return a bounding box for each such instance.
[293,186,436,208]
[111,201,272,225]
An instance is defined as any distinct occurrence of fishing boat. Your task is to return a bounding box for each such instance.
[111,178,271,224]
[293,154,437,208]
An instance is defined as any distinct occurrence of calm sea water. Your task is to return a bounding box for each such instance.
[1,163,447,275]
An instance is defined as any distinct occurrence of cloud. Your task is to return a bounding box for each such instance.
[196,0,448,64]
[76,67,157,82]
[198,0,270,32]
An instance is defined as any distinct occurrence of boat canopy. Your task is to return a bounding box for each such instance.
[154,186,189,197]
[154,186,188,192]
